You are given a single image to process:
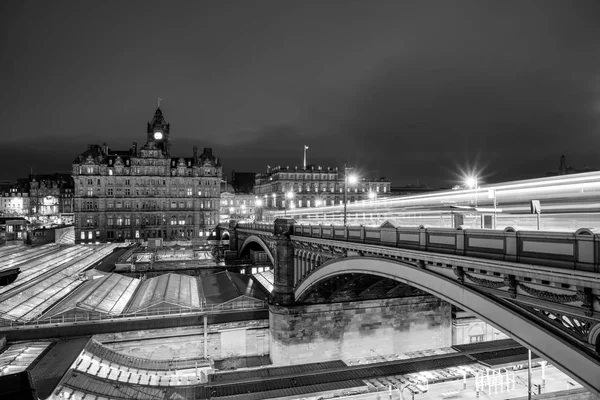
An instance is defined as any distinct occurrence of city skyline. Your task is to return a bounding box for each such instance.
[3,1,600,187]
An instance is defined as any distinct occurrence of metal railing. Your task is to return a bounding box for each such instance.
[291,223,600,272]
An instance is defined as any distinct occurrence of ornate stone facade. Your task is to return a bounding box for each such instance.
[254,165,391,209]
[72,108,222,243]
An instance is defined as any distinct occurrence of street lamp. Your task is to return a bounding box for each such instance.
[466,175,478,207]
[285,191,294,217]
[343,165,358,226]
[254,198,263,222]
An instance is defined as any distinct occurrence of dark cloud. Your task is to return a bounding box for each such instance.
[2,1,600,187]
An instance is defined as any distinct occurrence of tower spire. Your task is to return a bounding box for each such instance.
[157,97,162,108]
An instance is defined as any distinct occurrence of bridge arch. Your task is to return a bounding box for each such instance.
[295,256,600,396]
[239,235,274,265]
[221,231,230,240]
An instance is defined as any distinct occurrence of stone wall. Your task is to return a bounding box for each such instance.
[270,295,451,366]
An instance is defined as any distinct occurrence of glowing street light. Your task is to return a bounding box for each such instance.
[285,191,294,216]
[465,175,479,207]
[368,191,376,201]
[343,164,359,226]
[254,198,263,222]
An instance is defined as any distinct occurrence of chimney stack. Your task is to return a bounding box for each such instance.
[193,145,198,159]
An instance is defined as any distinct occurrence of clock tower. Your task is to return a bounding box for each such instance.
[146,107,171,156]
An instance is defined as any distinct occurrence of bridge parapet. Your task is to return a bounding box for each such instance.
[292,224,600,272]
[236,221,275,234]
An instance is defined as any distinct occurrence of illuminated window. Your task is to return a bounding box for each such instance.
[87,188,93,196]
[80,232,85,240]
[88,232,93,239]
[187,188,192,196]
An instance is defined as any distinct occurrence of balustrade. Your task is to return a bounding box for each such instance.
[290,224,600,272]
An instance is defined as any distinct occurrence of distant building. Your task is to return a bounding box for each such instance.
[231,171,256,194]
[29,173,74,222]
[219,192,260,222]
[452,307,508,345]
[71,107,222,244]
[0,181,30,218]
[547,154,597,176]
[254,165,391,210]
[0,217,29,245]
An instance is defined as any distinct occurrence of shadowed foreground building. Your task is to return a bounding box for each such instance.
[72,107,222,244]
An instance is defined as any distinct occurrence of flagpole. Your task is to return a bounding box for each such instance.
[303,145,308,169]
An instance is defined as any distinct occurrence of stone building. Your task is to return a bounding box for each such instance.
[254,165,391,209]
[71,107,222,244]
[0,181,30,218]
[219,192,260,222]
[29,173,74,221]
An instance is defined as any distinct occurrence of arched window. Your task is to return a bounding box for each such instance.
[187,215,193,225]
[170,216,177,225]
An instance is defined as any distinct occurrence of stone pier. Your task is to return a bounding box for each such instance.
[269,295,452,366]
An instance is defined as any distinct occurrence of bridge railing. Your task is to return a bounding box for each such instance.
[236,221,274,233]
[292,224,600,272]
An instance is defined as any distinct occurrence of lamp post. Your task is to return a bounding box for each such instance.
[254,198,263,222]
[285,191,294,217]
[315,199,323,222]
[343,165,358,226]
[368,191,377,225]
[466,176,478,207]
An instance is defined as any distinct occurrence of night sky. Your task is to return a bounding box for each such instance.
[2,1,600,188]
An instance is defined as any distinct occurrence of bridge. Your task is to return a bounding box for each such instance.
[214,219,600,397]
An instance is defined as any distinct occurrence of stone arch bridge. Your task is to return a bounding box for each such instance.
[214,219,600,396]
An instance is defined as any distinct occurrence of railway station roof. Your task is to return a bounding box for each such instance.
[126,273,201,313]
[200,271,268,305]
[252,270,274,293]
[44,274,140,318]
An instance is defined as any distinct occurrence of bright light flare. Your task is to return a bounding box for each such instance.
[368,191,376,200]
[465,176,478,189]
[255,199,263,207]
[347,174,358,185]
[286,191,294,199]
[315,200,323,206]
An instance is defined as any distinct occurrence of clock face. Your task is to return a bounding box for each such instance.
[154,131,163,140]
